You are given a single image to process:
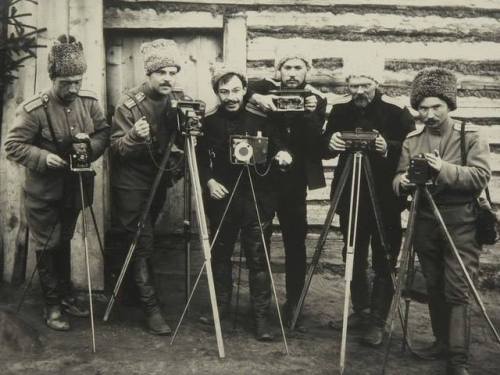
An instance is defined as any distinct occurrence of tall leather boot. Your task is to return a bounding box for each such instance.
[36,250,70,331]
[419,292,449,360]
[361,275,392,347]
[250,270,273,341]
[199,261,232,325]
[133,258,171,335]
[446,304,470,375]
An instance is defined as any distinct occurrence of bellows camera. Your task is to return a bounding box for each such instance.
[170,89,206,134]
[269,90,311,112]
[409,154,431,185]
[341,128,378,151]
[69,133,92,172]
[230,132,268,165]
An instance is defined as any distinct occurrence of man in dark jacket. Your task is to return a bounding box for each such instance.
[196,65,292,341]
[394,68,490,375]
[323,69,415,346]
[248,49,327,327]
[110,39,183,335]
[4,35,110,331]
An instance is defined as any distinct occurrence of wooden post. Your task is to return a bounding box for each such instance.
[223,14,247,71]
[0,0,38,283]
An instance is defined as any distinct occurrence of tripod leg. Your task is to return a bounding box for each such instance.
[88,205,105,261]
[78,174,96,353]
[290,153,354,330]
[246,167,288,354]
[233,245,244,330]
[423,188,500,344]
[340,152,363,375]
[103,130,177,322]
[381,187,421,374]
[183,149,192,305]
[402,244,416,352]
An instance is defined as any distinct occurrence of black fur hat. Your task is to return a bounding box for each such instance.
[48,35,87,79]
[410,68,457,111]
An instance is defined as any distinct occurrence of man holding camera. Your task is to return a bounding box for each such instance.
[110,39,184,335]
[4,35,110,330]
[323,66,415,346]
[247,50,327,327]
[393,68,490,375]
[196,65,291,341]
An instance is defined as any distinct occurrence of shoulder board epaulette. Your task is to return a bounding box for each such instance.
[304,84,326,99]
[78,89,98,100]
[406,125,425,138]
[381,95,404,108]
[245,102,267,118]
[124,92,146,110]
[23,95,44,113]
[453,122,480,132]
[330,95,351,106]
[264,77,281,88]
[204,106,219,117]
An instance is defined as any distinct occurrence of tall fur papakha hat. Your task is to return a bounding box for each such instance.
[410,68,457,111]
[210,63,247,92]
[48,35,87,79]
[140,39,181,75]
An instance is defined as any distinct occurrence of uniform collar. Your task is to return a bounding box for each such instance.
[48,87,74,107]
[424,116,453,136]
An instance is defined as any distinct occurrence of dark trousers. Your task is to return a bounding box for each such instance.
[339,201,402,324]
[276,177,308,307]
[112,185,168,313]
[208,191,273,318]
[25,194,80,306]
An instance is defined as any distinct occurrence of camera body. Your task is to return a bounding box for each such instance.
[409,154,431,185]
[341,128,378,151]
[170,89,206,134]
[229,132,268,165]
[69,134,92,172]
[269,90,311,112]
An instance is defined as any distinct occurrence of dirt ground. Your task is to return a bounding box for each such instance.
[1,236,500,375]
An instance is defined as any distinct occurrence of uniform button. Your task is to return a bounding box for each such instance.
[66,108,71,113]
[71,126,75,130]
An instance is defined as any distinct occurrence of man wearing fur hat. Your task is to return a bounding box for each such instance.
[196,65,291,341]
[393,68,490,375]
[4,35,110,331]
[110,39,184,335]
[323,63,415,346]
[247,48,327,329]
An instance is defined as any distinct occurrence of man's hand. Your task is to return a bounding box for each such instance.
[329,132,346,152]
[207,179,229,200]
[424,149,442,172]
[375,135,388,155]
[275,150,293,169]
[46,153,68,169]
[132,116,150,140]
[399,172,411,191]
[304,95,318,112]
[251,93,277,112]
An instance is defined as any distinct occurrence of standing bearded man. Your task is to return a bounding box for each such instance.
[323,65,415,346]
[248,48,327,328]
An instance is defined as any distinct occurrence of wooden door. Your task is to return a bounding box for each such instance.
[105,31,223,235]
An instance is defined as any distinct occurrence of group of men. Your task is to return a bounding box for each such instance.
[4,35,491,375]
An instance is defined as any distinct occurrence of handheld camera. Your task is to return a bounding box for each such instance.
[230,132,268,165]
[269,90,311,112]
[408,154,431,185]
[341,128,378,151]
[170,89,206,135]
[69,133,92,172]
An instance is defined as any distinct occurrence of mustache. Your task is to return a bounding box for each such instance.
[223,99,239,105]
[159,83,172,87]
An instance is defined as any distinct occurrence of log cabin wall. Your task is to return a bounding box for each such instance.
[1,0,499,286]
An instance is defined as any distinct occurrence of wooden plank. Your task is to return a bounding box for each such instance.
[0,0,39,283]
[223,15,247,71]
[248,38,500,61]
[112,0,500,11]
[69,0,105,290]
[104,7,223,29]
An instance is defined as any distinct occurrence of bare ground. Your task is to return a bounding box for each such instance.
[1,235,500,375]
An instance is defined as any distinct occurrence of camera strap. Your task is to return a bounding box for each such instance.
[460,121,494,206]
[41,95,64,156]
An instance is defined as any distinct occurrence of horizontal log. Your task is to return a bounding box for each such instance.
[386,59,500,76]
[248,39,500,61]
[104,7,223,29]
